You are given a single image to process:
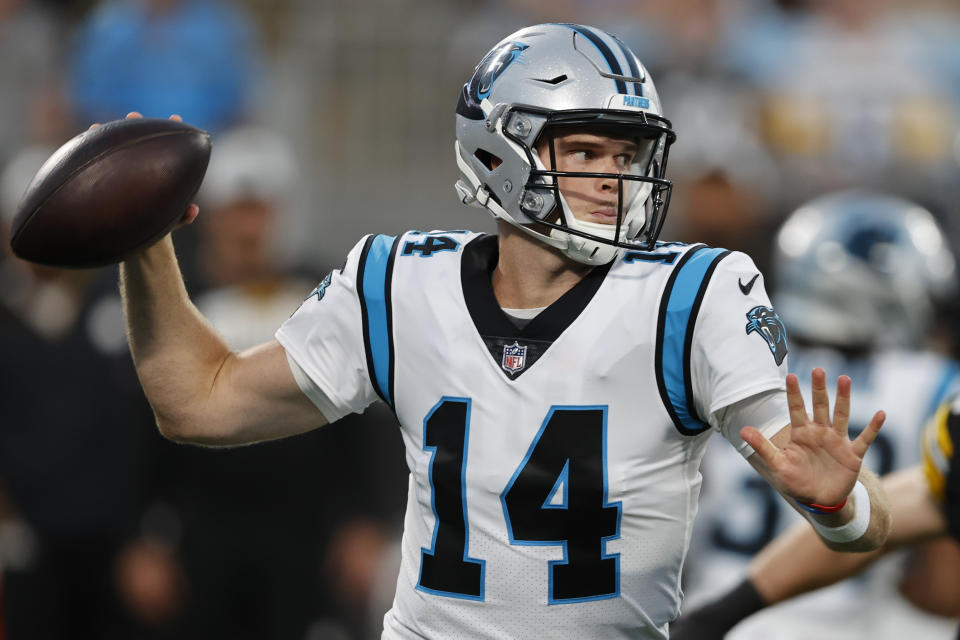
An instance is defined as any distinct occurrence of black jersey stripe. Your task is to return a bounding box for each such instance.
[655,245,731,436]
[356,234,400,409]
[681,249,732,429]
[383,235,401,409]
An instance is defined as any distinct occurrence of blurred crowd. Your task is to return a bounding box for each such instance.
[3,0,960,638]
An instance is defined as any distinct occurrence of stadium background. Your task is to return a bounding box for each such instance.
[2,0,960,638]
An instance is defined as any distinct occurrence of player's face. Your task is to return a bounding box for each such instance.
[537,131,640,226]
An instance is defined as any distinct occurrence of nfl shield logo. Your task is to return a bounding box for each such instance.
[501,341,527,374]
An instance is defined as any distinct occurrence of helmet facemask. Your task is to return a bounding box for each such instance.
[499,107,675,265]
[453,24,678,265]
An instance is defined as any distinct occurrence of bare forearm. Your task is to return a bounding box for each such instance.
[748,517,883,604]
[120,235,231,439]
[751,466,939,604]
[121,235,329,445]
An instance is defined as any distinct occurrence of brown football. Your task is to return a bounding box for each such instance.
[9,117,211,268]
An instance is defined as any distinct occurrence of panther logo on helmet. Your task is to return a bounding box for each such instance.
[457,42,529,121]
[745,305,788,365]
[453,24,677,265]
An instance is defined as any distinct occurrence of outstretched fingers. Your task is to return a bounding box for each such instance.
[832,375,851,434]
[786,373,809,429]
[851,410,885,458]
[810,367,831,427]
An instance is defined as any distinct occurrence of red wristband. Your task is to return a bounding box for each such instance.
[797,497,847,515]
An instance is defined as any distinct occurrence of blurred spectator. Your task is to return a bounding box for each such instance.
[159,125,406,640]
[192,125,306,305]
[720,0,960,203]
[658,72,783,273]
[68,0,264,133]
[0,148,182,639]
[0,0,68,166]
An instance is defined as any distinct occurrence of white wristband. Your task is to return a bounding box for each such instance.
[809,481,870,543]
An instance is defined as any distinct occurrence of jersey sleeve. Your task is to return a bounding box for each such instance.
[275,236,379,421]
[690,251,789,447]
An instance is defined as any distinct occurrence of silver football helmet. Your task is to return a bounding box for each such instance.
[774,190,957,349]
[454,24,676,265]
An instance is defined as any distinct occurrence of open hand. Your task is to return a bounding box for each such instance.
[741,368,884,506]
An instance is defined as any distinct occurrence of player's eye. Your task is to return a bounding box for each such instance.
[615,153,636,168]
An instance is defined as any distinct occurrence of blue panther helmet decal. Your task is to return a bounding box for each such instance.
[456,41,529,121]
[746,305,788,365]
[453,24,676,266]
[306,271,333,302]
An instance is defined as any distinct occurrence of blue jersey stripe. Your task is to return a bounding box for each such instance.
[359,234,398,407]
[657,246,731,434]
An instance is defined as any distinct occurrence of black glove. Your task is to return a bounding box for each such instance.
[670,578,766,640]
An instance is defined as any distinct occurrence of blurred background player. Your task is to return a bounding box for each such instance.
[68,0,264,134]
[681,189,960,639]
[0,145,182,639]
[672,394,960,639]
[154,125,406,640]
[0,0,67,168]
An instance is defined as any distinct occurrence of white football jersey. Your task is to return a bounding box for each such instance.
[276,231,788,639]
[685,344,960,640]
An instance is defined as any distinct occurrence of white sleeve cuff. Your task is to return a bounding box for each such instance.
[711,388,789,458]
[286,350,349,423]
[808,481,871,543]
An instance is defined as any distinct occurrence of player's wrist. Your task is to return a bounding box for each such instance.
[795,495,847,515]
[122,233,177,269]
[806,480,870,542]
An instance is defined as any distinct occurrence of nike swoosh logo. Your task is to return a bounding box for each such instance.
[739,273,760,295]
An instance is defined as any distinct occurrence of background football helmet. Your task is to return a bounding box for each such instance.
[454,23,676,265]
[773,189,957,349]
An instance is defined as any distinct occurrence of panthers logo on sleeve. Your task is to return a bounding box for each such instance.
[305,272,334,303]
[745,305,788,365]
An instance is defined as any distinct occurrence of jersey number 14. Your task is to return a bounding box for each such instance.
[417,398,621,604]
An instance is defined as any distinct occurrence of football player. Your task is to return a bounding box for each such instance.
[681,191,959,640]
[117,25,891,639]
[672,396,960,640]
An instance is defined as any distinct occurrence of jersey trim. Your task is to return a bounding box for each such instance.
[461,235,612,379]
[655,245,732,435]
[356,234,401,408]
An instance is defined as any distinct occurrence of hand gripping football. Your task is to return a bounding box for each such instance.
[9,117,211,268]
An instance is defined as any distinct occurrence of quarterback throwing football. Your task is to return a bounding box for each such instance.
[119,24,890,639]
